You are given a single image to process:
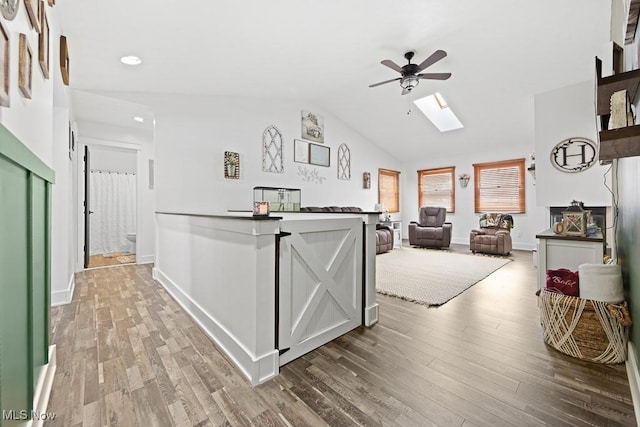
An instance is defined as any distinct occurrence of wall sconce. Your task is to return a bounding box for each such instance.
[458,173,470,188]
[527,153,536,180]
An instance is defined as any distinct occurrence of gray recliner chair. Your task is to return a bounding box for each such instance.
[408,207,452,248]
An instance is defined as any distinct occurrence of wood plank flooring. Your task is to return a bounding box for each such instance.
[46,246,637,426]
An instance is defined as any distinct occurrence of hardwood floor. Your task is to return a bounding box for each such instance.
[47,246,637,426]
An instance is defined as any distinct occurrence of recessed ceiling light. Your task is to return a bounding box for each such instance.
[120,55,142,66]
[133,116,144,123]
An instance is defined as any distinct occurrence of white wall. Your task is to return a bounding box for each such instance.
[534,80,613,208]
[77,120,156,265]
[0,4,76,304]
[401,136,543,250]
[90,146,137,173]
[128,94,403,215]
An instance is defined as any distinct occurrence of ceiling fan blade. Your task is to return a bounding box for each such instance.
[416,50,447,72]
[369,77,402,88]
[417,72,452,80]
[380,59,403,73]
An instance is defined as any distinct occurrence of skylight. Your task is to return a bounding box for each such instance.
[413,92,463,132]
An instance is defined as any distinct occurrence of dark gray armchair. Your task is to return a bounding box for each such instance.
[408,207,452,248]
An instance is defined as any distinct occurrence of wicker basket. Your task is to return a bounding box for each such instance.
[537,289,631,364]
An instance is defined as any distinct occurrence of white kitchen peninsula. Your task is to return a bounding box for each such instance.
[153,211,379,385]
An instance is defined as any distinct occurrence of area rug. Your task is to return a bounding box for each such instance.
[376,248,511,306]
[116,255,136,264]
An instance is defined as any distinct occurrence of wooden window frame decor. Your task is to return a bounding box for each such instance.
[309,142,330,167]
[0,20,9,107]
[418,166,456,213]
[294,139,309,164]
[60,35,69,85]
[38,1,49,79]
[24,0,41,32]
[18,33,33,99]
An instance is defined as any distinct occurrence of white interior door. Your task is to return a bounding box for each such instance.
[278,218,362,366]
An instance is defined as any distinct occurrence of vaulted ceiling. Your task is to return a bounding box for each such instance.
[57,1,612,160]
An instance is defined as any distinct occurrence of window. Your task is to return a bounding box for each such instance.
[418,166,455,212]
[378,168,400,213]
[473,158,525,213]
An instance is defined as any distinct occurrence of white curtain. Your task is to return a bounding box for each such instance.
[90,171,137,255]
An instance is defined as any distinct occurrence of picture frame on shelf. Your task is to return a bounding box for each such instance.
[0,20,9,107]
[294,139,309,163]
[18,33,33,99]
[309,143,330,167]
[60,35,69,85]
[38,1,49,79]
[24,0,41,32]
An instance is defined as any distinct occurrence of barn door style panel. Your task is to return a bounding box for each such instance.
[278,218,362,365]
[0,124,54,422]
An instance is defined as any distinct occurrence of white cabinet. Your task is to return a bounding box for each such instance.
[382,221,402,248]
[536,229,604,290]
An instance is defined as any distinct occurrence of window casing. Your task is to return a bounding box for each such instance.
[378,168,400,213]
[473,158,525,213]
[418,166,455,212]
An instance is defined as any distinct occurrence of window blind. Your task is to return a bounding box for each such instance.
[378,169,400,213]
[473,159,525,213]
[418,167,455,212]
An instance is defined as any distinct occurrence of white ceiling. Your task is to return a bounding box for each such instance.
[57,1,612,160]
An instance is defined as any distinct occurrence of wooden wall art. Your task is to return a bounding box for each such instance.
[18,33,32,99]
[24,0,40,31]
[224,151,240,179]
[60,35,69,85]
[0,20,9,107]
[38,0,49,79]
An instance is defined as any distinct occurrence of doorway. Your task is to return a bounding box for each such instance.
[84,145,138,268]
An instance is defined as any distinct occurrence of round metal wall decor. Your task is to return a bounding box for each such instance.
[549,137,598,173]
[0,0,20,20]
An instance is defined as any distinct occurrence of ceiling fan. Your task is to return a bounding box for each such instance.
[369,50,451,95]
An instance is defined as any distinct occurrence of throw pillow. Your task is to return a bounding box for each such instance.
[545,268,580,296]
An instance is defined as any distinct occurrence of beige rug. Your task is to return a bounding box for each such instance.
[376,248,511,306]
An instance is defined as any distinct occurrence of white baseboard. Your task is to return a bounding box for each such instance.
[626,342,640,425]
[29,345,57,427]
[51,275,75,306]
[136,254,155,265]
[152,267,278,385]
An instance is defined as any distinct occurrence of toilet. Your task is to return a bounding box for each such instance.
[126,233,136,254]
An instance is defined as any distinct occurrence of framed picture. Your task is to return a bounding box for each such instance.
[294,139,309,163]
[0,20,9,107]
[18,33,32,99]
[224,151,240,179]
[60,35,69,85]
[301,110,324,143]
[38,1,49,79]
[24,0,41,32]
[309,143,330,167]
[363,172,371,189]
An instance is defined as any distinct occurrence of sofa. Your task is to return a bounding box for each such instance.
[376,224,393,254]
[300,206,393,254]
[470,213,513,255]
[408,207,452,248]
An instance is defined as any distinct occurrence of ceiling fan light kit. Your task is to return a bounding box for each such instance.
[370,49,451,95]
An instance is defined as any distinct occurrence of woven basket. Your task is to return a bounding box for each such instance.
[538,290,631,364]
